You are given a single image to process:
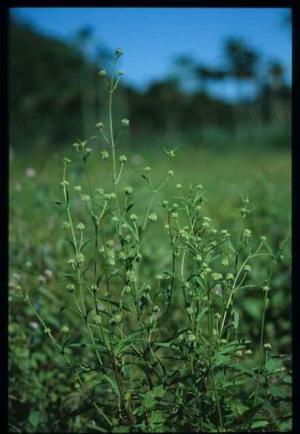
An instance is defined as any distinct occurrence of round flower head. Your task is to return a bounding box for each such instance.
[96,121,104,128]
[124,186,133,195]
[62,221,71,230]
[100,150,109,160]
[76,222,85,231]
[61,325,69,334]
[243,228,252,238]
[76,253,85,263]
[121,119,130,127]
[81,194,90,202]
[99,70,106,77]
[66,283,75,292]
[187,333,196,343]
[212,272,222,281]
[148,213,157,222]
[119,155,127,163]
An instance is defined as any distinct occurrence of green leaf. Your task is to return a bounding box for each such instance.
[239,404,263,423]
[265,356,283,373]
[152,385,166,398]
[250,420,269,429]
[96,296,132,312]
[143,392,156,410]
[29,410,40,428]
[115,330,143,357]
[103,374,120,399]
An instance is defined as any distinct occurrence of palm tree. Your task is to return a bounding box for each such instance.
[194,64,228,94]
[223,37,260,101]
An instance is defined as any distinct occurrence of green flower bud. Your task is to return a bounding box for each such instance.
[121,118,129,127]
[62,221,71,230]
[61,325,69,334]
[124,186,133,195]
[66,284,75,293]
[100,150,109,160]
[119,154,127,163]
[243,229,252,238]
[235,350,243,358]
[187,333,196,343]
[76,253,85,263]
[211,272,222,281]
[148,213,157,222]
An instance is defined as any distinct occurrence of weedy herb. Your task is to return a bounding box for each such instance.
[25,49,291,432]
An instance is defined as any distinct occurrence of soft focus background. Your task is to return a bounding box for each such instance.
[9,7,291,432]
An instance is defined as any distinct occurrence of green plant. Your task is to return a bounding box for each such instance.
[23,49,291,432]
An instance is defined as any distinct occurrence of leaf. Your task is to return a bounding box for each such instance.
[29,410,40,428]
[143,392,156,410]
[152,385,166,398]
[150,410,165,427]
[250,420,269,429]
[239,404,263,423]
[102,374,120,399]
[65,238,76,253]
[141,174,150,184]
[115,330,144,357]
[265,356,283,373]
[96,295,131,312]
[126,202,135,213]
[80,239,92,252]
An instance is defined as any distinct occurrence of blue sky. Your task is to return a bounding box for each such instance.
[11,7,291,100]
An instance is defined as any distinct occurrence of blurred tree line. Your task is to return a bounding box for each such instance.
[9,15,291,152]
